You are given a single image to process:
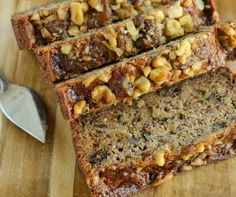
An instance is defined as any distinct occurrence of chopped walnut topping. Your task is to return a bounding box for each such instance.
[172,69,182,82]
[81,2,89,12]
[184,62,202,77]
[83,74,98,87]
[91,85,116,104]
[134,76,151,94]
[150,67,170,83]
[165,19,184,39]
[142,66,152,77]
[74,100,87,115]
[97,72,112,83]
[176,39,192,64]
[57,8,68,20]
[196,143,205,153]
[30,13,40,21]
[218,24,236,50]
[102,27,124,56]
[70,2,85,26]
[150,9,165,23]
[137,99,146,108]
[179,14,194,32]
[183,0,193,7]
[195,0,205,11]
[167,1,183,19]
[39,10,49,17]
[126,21,139,41]
[152,56,171,69]
[103,28,118,49]
[61,44,73,55]
[191,158,204,166]
[68,26,80,36]
[155,150,165,167]
[214,139,223,145]
[88,0,103,12]
[40,27,52,39]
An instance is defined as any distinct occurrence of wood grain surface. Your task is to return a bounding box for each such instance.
[0,1,236,197]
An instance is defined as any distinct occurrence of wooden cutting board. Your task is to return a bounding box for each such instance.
[0,1,236,197]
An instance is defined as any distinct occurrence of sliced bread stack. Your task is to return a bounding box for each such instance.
[11,0,236,196]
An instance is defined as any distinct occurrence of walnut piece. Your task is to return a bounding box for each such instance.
[150,67,170,82]
[61,44,73,55]
[150,9,165,23]
[165,19,184,39]
[133,89,142,99]
[57,8,68,20]
[70,2,85,26]
[88,0,103,12]
[179,14,194,33]
[68,26,80,36]
[152,56,171,69]
[134,76,151,94]
[184,62,202,77]
[152,173,173,187]
[126,21,139,41]
[195,0,205,11]
[30,13,40,21]
[40,27,52,39]
[83,74,98,87]
[167,1,183,19]
[102,27,124,56]
[155,150,165,167]
[181,153,193,161]
[97,72,112,83]
[196,143,205,153]
[176,39,192,64]
[91,85,116,104]
[74,100,87,115]
[141,66,152,77]
[150,56,171,83]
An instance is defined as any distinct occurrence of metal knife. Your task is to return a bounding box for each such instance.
[0,72,47,143]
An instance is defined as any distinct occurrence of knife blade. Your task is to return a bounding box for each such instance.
[0,72,47,143]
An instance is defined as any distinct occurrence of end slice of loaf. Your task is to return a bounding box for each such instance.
[71,67,236,197]
[34,0,218,82]
[12,0,217,50]
[56,22,236,120]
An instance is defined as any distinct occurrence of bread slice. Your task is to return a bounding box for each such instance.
[71,67,236,197]
[56,22,236,120]
[34,0,219,82]
[12,0,217,50]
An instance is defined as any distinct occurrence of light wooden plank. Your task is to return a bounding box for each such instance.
[0,1,235,197]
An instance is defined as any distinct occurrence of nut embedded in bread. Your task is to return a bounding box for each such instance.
[71,67,236,197]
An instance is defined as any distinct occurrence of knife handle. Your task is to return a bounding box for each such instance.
[0,72,9,95]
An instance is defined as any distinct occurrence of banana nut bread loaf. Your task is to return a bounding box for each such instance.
[35,0,219,82]
[71,67,236,197]
[12,0,217,50]
[56,22,236,120]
